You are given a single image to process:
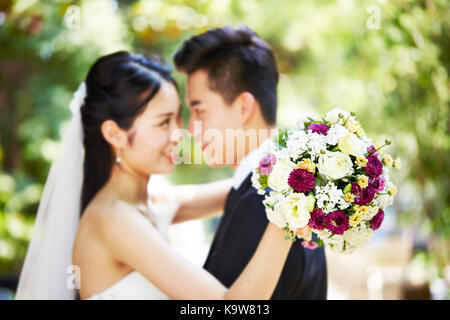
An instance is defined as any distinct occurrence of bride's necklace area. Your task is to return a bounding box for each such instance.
[113,162,157,226]
[134,203,157,227]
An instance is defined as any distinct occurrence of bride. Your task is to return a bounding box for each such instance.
[15,51,292,300]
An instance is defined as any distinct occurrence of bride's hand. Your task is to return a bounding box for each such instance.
[150,178,233,224]
[148,188,182,223]
[167,179,232,223]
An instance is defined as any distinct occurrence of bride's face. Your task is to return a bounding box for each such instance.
[120,81,182,176]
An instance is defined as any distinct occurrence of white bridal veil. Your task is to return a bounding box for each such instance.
[15,83,86,299]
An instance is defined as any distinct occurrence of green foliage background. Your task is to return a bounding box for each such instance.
[0,0,448,277]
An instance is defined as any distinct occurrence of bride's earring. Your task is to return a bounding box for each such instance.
[116,151,121,164]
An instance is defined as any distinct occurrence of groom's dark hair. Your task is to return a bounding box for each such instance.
[173,25,279,125]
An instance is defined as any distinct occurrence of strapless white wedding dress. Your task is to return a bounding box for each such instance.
[86,198,178,300]
[86,270,169,300]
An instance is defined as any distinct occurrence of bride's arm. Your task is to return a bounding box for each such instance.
[98,201,292,300]
[152,178,233,224]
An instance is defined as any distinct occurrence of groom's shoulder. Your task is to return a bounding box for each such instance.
[233,179,270,212]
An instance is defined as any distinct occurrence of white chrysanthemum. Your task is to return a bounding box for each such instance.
[314,181,346,213]
[267,158,295,192]
[337,197,351,210]
[286,130,308,159]
[326,124,350,146]
[275,147,291,161]
[306,132,328,160]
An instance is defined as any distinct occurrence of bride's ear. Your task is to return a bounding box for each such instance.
[101,120,127,148]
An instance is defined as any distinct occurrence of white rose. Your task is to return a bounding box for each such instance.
[317,151,354,180]
[338,133,366,156]
[267,159,296,192]
[281,192,312,230]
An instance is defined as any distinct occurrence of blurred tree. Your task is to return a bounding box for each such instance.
[0,0,448,279]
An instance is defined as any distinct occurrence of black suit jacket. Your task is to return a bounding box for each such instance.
[203,173,327,299]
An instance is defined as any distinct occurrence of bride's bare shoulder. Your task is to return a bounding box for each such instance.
[81,196,141,229]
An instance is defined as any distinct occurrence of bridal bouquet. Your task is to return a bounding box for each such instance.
[252,108,400,254]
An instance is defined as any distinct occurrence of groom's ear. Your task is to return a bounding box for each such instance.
[235,92,256,125]
[101,120,128,148]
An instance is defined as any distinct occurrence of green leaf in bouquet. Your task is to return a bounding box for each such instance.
[274,129,289,149]
[330,145,340,152]
[306,194,316,212]
[343,183,352,194]
[259,174,268,188]
[316,172,329,184]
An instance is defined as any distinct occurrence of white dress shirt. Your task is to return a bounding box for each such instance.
[231,146,262,190]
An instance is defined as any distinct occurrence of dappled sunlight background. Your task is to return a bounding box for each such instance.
[0,0,448,300]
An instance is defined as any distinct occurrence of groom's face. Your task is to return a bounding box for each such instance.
[186,70,242,168]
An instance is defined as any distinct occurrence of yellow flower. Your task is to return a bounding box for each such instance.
[357,175,369,189]
[356,156,368,167]
[383,154,393,167]
[296,158,316,174]
[394,157,402,169]
[388,185,397,195]
[349,213,363,227]
[355,205,369,216]
[344,193,355,202]
[345,118,360,133]
[356,126,366,137]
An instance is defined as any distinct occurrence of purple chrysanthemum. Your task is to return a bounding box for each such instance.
[354,186,376,205]
[370,209,385,230]
[258,153,277,175]
[307,123,330,135]
[325,211,349,235]
[351,183,361,195]
[367,145,379,157]
[369,177,386,193]
[364,155,383,178]
[308,208,327,230]
[288,169,315,193]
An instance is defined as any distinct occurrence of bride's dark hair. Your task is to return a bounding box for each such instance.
[80,51,176,216]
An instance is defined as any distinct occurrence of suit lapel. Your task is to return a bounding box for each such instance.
[227,172,253,213]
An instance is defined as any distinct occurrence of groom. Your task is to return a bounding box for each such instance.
[173,25,327,299]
